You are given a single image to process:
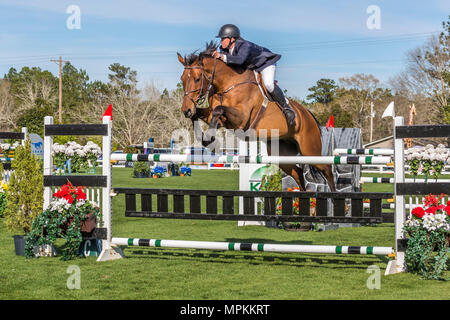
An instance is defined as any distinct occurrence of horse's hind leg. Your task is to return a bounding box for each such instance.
[278,164,305,191]
[267,139,305,190]
[314,164,336,192]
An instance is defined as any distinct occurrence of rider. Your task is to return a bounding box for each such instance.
[212,24,296,127]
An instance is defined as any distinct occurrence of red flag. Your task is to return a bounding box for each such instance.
[102,104,112,121]
[326,115,334,130]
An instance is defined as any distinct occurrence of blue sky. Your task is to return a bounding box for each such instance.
[0,0,448,99]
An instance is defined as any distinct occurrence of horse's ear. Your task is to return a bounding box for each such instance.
[177,53,186,66]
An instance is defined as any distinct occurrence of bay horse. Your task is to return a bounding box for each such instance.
[177,42,336,192]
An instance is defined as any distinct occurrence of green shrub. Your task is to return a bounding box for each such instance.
[0,191,7,218]
[132,162,150,177]
[260,169,282,191]
[3,139,43,234]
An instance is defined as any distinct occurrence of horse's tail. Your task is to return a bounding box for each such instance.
[291,100,322,136]
[307,110,322,137]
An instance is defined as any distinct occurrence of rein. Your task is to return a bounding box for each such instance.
[184,56,267,130]
[184,57,259,107]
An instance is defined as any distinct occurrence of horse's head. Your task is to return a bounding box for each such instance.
[177,42,219,119]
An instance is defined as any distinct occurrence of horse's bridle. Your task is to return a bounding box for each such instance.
[183,56,270,130]
[183,56,259,108]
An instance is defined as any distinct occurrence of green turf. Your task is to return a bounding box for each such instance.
[0,168,448,300]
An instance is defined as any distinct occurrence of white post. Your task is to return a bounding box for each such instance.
[238,136,266,227]
[21,127,28,145]
[103,116,112,246]
[43,116,53,210]
[97,116,124,261]
[385,116,406,275]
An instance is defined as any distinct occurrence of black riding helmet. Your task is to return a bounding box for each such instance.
[216,24,240,39]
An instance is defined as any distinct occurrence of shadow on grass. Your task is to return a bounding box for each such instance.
[120,246,390,271]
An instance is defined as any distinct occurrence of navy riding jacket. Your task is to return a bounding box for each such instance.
[220,38,281,72]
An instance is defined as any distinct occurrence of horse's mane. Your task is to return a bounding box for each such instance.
[186,41,248,76]
[184,41,218,66]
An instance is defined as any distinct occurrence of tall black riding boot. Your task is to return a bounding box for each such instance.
[271,84,296,127]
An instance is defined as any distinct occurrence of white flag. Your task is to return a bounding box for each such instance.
[382,101,395,118]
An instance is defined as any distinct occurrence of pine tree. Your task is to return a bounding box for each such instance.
[3,139,43,234]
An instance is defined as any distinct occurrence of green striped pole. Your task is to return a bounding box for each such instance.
[112,238,394,255]
[333,148,394,156]
[110,154,392,165]
[359,177,450,184]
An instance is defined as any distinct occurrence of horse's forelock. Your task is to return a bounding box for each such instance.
[199,41,218,61]
[184,42,218,66]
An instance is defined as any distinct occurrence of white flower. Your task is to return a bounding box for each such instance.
[405,218,420,228]
[65,148,75,156]
[76,149,86,157]
[52,143,66,154]
[75,199,86,207]
[49,198,71,212]
[422,213,450,232]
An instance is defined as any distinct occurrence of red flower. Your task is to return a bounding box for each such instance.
[64,194,74,204]
[444,205,450,216]
[423,194,438,207]
[411,207,425,219]
[74,186,86,200]
[52,182,86,204]
[425,206,439,215]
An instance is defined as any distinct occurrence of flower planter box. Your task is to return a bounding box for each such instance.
[134,172,150,178]
[58,212,98,235]
[281,222,313,231]
[80,212,97,233]
[13,235,26,256]
[13,235,56,257]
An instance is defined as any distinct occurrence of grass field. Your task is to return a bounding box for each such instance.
[0,168,449,300]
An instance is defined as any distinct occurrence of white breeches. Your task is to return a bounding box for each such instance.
[260,64,276,93]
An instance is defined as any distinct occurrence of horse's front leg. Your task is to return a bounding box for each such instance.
[202,106,226,150]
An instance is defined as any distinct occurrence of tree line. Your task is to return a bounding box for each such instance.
[296,17,449,144]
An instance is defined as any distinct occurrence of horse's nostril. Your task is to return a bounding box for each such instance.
[185,109,192,118]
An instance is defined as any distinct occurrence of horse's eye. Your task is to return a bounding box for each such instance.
[195,78,200,82]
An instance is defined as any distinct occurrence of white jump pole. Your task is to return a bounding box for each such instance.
[43,117,53,210]
[110,154,392,165]
[385,116,406,275]
[112,238,394,256]
[334,148,394,156]
[21,127,28,145]
[97,116,124,262]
